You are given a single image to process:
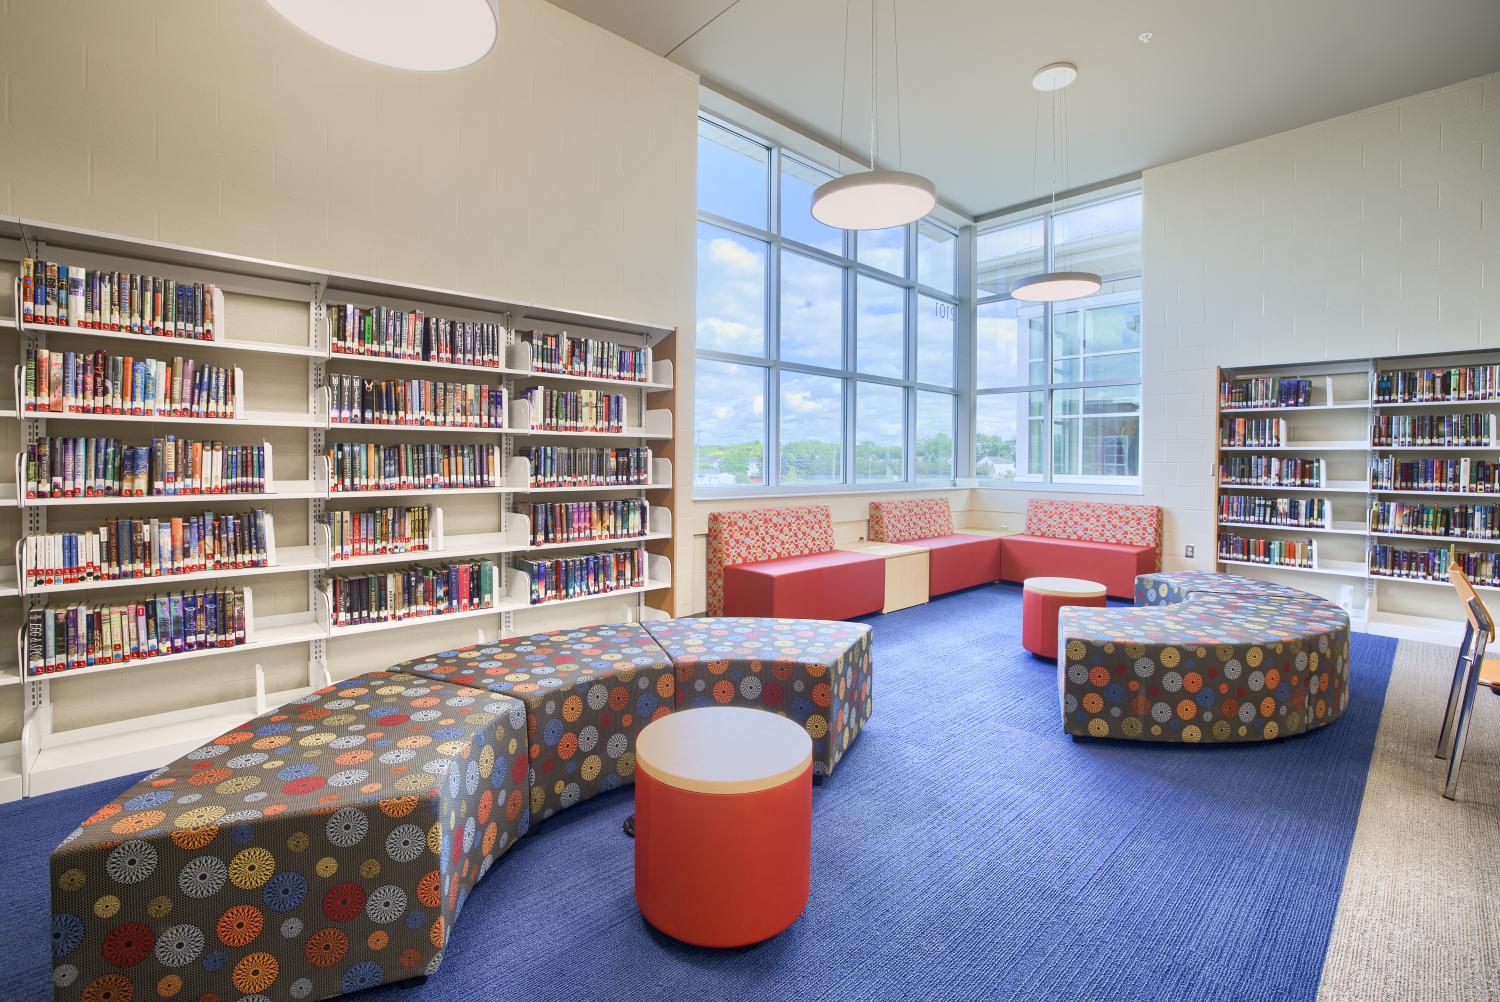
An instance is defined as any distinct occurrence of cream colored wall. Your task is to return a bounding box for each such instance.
[0,0,698,737]
[973,71,1500,607]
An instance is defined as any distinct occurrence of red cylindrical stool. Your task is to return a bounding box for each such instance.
[1022,576,1107,659]
[634,706,813,947]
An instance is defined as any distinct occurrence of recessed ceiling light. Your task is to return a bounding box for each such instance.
[1138,31,1153,43]
[264,0,500,72]
[1030,62,1078,92]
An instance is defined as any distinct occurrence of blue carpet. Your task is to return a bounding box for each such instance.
[0,584,1396,1001]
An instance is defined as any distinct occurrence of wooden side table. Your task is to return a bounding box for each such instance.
[838,541,930,612]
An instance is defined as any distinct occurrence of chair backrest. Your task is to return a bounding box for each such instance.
[868,497,954,543]
[1449,561,1495,641]
[705,505,837,615]
[1024,499,1164,554]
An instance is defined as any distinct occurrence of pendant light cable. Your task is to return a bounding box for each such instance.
[893,0,904,171]
[838,0,851,173]
[869,0,878,169]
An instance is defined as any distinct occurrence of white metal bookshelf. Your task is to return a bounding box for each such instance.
[0,214,677,800]
[1217,351,1500,645]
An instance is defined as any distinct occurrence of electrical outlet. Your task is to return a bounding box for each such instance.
[1185,544,1196,558]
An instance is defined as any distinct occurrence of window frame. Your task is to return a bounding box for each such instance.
[694,112,965,498]
[974,183,1143,494]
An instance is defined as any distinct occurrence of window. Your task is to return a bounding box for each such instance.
[694,113,962,494]
[974,187,1142,489]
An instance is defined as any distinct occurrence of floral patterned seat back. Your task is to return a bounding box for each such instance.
[1025,499,1163,560]
[867,498,954,543]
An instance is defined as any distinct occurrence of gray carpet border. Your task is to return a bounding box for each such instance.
[1316,639,1500,1001]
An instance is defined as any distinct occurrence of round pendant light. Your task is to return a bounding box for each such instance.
[812,0,937,230]
[1013,61,1102,302]
[264,0,500,72]
[811,169,936,230]
[1010,271,1103,302]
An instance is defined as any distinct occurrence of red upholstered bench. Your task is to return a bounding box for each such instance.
[999,499,1162,599]
[867,497,1002,596]
[708,504,883,619]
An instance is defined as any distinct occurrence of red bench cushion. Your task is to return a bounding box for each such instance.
[723,551,884,620]
[999,534,1157,599]
[903,533,1002,596]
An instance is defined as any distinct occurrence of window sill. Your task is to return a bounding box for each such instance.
[693,481,965,502]
[976,480,1144,497]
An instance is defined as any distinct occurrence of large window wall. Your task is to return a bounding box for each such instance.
[694,113,962,494]
[974,188,1143,489]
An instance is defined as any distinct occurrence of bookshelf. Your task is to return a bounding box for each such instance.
[0,215,676,798]
[1216,350,1500,645]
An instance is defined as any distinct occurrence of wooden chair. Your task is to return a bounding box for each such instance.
[1438,563,1500,798]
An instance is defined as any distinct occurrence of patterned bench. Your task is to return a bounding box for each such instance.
[1058,570,1350,743]
[51,670,529,1002]
[644,617,872,776]
[52,617,874,999]
[1000,499,1162,598]
[867,497,1001,597]
[709,504,883,620]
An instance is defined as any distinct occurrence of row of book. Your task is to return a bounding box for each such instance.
[25,348,238,418]
[1369,457,1500,494]
[1369,545,1500,586]
[1218,496,1328,528]
[519,387,626,433]
[1221,417,1286,448]
[1370,501,1500,540]
[25,587,248,675]
[528,331,649,382]
[1371,413,1496,447]
[1375,365,1500,404]
[25,437,269,499]
[328,304,504,367]
[326,442,501,493]
[1220,456,1323,488]
[519,500,647,546]
[1220,377,1313,410]
[327,560,496,628]
[516,548,646,605]
[326,506,432,560]
[22,510,270,588]
[521,446,652,488]
[328,374,504,428]
[20,257,218,339]
[1217,533,1315,568]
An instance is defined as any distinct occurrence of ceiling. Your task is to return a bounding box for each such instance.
[547,0,1500,218]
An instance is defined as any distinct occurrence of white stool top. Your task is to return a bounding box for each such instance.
[1023,576,1107,598]
[636,706,812,795]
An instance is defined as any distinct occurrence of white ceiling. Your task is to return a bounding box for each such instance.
[548,0,1500,218]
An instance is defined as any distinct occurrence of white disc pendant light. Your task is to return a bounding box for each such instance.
[812,0,936,230]
[265,0,500,72]
[1010,62,1102,303]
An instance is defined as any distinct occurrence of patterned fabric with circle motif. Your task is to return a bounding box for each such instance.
[50,671,529,1002]
[706,505,838,616]
[867,498,955,543]
[390,624,676,824]
[643,617,873,776]
[1057,571,1351,744]
[1025,499,1163,557]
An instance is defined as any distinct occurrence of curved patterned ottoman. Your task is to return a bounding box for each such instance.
[389,624,677,824]
[643,617,872,776]
[50,670,529,1002]
[1058,571,1350,743]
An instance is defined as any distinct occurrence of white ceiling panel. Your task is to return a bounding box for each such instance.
[547,0,1500,217]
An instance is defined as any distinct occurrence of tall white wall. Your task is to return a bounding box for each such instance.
[972,71,1500,592]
